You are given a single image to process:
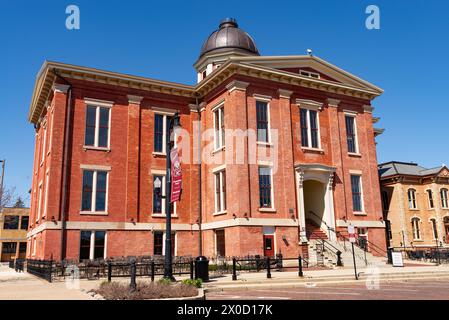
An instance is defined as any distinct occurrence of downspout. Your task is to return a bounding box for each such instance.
[196,96,203,256]
[53,70,73,261]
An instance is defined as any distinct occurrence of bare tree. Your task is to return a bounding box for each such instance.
[0,186,17,210]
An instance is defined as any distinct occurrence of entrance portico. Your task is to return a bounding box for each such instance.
[295,164,336,243]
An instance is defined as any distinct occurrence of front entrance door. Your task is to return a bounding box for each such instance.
[445,225,449,244]
[263,235,274,257]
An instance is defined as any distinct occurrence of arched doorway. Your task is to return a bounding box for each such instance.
[444,217,449,244]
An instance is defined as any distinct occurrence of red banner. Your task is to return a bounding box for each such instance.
[170,147,182,202]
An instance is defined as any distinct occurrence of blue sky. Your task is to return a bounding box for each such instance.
[0,0,448,205]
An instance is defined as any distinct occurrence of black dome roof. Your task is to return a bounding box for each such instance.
[199,18,259,58]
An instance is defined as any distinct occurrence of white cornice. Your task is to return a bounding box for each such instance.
[278,89,293,99]
[127,95,144,105]
[225,80,249,93]
[327,98,341,108]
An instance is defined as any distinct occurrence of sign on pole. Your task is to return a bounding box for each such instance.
[391,252,404,267]
[348,224,356,243]
[170,148,182,202]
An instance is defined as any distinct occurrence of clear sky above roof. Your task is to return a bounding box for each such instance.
[1,0,448,204]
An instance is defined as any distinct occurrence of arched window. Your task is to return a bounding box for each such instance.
[441,189,448,209]
[408,189,417,209]
[427,190,434,209]
[411,217,421,240]
[430,218,438,240]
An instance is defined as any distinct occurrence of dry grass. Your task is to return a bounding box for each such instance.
[94,281,199,300]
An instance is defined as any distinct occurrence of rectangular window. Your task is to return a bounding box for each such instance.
[345,115,358,153]
[19,242,27,254]
[1,242,17,254]
[151,174,175,215]
[256,101,270,143]
[41,125,47,164]
[37,182,43,221]
[81,170,108,212]
[259,167,273,208]
[84,105,110,148]
[431,219,438,239]
[154,114,172,154]
[213,105,225,149]
[3,216,19,229]
[299,70,320,79]
[79,230,106,260]
[43,172,49,218]
[427,190,434,209]
[441,189,448,209]
[154,231,163,255]
[214,170,226,213]
[300,108,320,148]
[215,229,226,257]
[20,216,29,230]
[351,175,363,212]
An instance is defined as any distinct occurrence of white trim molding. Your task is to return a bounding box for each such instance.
[127,95,144,105]
[80,164,112,171]
[226,80,249,93]
[84,98,114,108]
[296,99,323,110]
[278,89,293,99]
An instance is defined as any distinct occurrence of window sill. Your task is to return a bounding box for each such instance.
[151,214,178,218]
[412,239,424,242]
[301,147,324,154]
[409,208,420,211]
[213,211,227,216]
[259,208,277,213]
[83,146,111,152]
[212,146,225,155]
[79,211,109,216]
[442,207,449,210]
[353,211,367,216]
[348,152,362,158]
[152,152,166,157]
[257,142,273,147]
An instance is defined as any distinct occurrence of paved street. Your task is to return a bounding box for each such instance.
[206,278,449,300]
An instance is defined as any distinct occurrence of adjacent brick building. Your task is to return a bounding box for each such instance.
[27,18,386,261]
[379,161,449,248]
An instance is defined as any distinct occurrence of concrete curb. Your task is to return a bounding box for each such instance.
[84,288,205,300]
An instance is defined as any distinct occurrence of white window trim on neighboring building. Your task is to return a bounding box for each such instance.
[344,111,360,155]
[254,95,272,145]
[151,170,177,217]
[83,98,113,150]
[212,102,225,151]
[411,217,422,240]
[429,218,438,240]
[426,189,435,209]
[441,188,449,209]
[213,165,227,215]
[80,167,110,215]
[408,188,418,210]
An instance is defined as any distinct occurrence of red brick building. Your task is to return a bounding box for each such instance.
[26,19,386,261]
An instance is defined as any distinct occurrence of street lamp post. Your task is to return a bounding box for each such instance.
[163,113,180,281]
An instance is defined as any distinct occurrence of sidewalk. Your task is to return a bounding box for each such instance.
[204,263,449,291]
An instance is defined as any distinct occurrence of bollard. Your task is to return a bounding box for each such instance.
[266,257,271,279]
[107,261,112,282]
[151,261,155,282]
[190,259,194,280]
[336,251,343,267]
[232,258,237,281]
[298,256,303,277]
[130,260,137,291]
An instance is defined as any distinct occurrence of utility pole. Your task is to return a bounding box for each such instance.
[0,159,5,209]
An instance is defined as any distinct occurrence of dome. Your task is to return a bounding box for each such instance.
[199,18,260,58]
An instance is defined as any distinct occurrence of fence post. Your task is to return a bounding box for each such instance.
[298,255,303,277]
[151,261,155,282]
[232,258,237,281]
[190,259,194,280]
[107,261,112,282]
[266,257,271,279]
[130,260,137,291]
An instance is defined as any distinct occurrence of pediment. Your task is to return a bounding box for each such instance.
[438,167,449,178]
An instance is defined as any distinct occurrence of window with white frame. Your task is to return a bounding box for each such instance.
[81,170,108,212]
[408,188,417,209]
[85,105,110,148]
[350,175,363,212]
[47,110,53,154]
[154,113,172,154]
[79,230,106,260]
[258,166,273,209]
[152,174,175,215]
[300,108,320,149]
[430,218,438,239]
[43,171,49,218]
[427,189,435,209]
[36,182,43,222]
[299,70,320,79]
[214,169,226,213]
[441,188,449,209]
[213,104,225,150]
[41,124,47,164]
[32,236,37,256]
[411,217,421,240]
[256,100,270,143]
[345,114,359,154]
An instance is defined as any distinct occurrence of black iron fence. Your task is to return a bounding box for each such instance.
[392,246,449,264]
[27,259,53,282]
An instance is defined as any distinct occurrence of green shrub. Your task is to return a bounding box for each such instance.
[158,277,173,286]
[181,278,202,288]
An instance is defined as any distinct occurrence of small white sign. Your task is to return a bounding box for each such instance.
[348,225,355,235]
[392,252,404,267]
